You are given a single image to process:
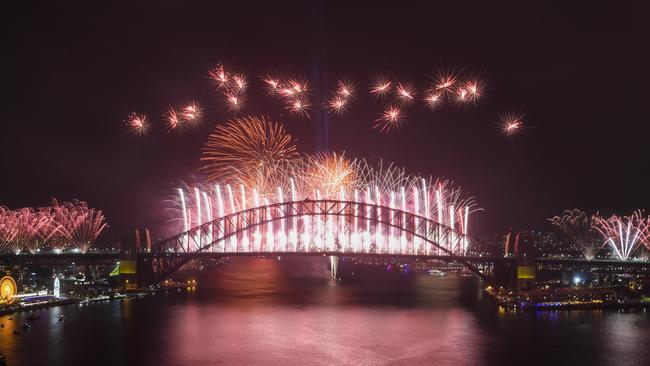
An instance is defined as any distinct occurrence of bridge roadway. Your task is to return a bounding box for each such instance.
[2,251,650,274]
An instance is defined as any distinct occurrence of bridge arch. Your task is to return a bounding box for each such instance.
[150,199,493,282]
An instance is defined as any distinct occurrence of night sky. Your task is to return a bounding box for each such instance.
[3,1,649,238]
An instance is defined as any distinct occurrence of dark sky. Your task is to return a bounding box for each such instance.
[3,1,649,238]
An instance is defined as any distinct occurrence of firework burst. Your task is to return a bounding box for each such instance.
[302,152,359,198]
[424,92,443,110]
[225,93,244,112]
[181,102,203,124]
[126,62,505,135]
[165,107,182,131]
[287,98,310,117]
[126,113,148,136]
[395,83,416,105]
[173,155,479,255]
[201,116,299,191]
[374,106,403,133]
[548,209,602,260]
[499,112,525,136]
[0,200,107,254]
[370,78,392,97]
[328,97,348,114]
[593,211,650,260]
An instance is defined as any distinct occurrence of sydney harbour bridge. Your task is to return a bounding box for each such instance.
[3,198,649,290]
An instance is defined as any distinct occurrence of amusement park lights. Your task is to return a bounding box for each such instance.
[0,276,17,304]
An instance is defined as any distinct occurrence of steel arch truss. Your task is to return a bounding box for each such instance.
[152,199,491,257]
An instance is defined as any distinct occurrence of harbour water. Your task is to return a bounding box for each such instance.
[1,257,649,366]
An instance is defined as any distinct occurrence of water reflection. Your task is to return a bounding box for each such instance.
[1,257,649,366]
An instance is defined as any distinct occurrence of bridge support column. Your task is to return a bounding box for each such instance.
[136,254,154,289]
[329,256,339,279]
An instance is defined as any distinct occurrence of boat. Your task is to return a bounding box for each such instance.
[58,315,65,321]
[427,269,447,276]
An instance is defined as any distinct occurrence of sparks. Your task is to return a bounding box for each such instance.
[328,97,347,114]
[262,76,280,94]
[126,113,148,136]
[434,70,458,92]
[424,92,443,109]
[498,112,525,136]
[593,211,650,260]
[374,106,403,133]
[165,107,181,131]
[231,74,247,92]
[181,102,202,124]
[337,80,355,98]
[370,79,392,97]
[396,83,415,104]
[548,209,602,260]
[208,64,229,87]
[201,116,299,189]
[288,98,309,117]
[225,94,243,111]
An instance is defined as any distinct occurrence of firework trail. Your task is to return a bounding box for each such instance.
[182,125,480,255]
[548,209,602,260]
[593,211,650,260]
[0,200,107,254]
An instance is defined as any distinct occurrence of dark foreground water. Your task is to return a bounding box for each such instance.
[1,257,649,366]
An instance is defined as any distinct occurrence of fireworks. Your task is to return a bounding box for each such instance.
[231,74,247,92]
[336,80,355,99]
[395,83,415,104]
[370,78,392,97]
[201,116,299,192]
[302,152,359,198]
[164,102,203,132]
[593,211,650,261]
[548,209,602,260]
[173,155,477,255]
[499,112,524,136]
[424,92,443,110]
[181,102,202,124]
[126,113,148,136]
[328,97,348,114]
[288,98,309,117]
[208,64,229,87]
[225,93,244,111]
[262,76,281,94]
[434,70,458,92]
[374,106,403,133]
[165,107,181,131]
[0,200,107,254]
[328,80,355,115]
[125,62,507,135]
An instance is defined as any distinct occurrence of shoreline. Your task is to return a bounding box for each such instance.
[0,287,192,317]
[484,287,650,311]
